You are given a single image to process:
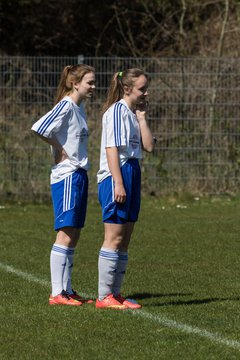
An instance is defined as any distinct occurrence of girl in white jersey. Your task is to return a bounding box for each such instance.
[96,68,154,309]
[31,64,95,306]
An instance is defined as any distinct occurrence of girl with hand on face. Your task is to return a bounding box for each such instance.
[96,68,155,310]
[31,64,95,306]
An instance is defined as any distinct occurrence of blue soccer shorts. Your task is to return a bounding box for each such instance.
[51,169,88,230]
[98,158,141,224]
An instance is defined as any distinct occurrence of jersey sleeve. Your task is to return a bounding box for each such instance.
[31,99,71,138]
[105,103,127,147]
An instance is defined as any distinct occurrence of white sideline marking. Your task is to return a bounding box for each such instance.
[1,261,240,351]
[0,261,93,299]
[130,310,240,351]
[0,262,50,287]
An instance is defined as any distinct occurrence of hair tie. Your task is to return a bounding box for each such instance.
[118,71,123,78]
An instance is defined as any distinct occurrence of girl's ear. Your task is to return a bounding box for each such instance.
[73,81,80,91]
[123,85,131,95]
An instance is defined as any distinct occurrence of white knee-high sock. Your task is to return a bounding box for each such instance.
[98,247,119,300]
[50,244,68,297]
[63,247,75,294]
[112,251,128,297]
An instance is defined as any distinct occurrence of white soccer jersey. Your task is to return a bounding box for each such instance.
[31,96,89,184]
[97,99,142,183]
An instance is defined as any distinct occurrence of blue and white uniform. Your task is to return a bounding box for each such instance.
[32,95,89,184]
[97,99,142,223]
[31,96,89,229]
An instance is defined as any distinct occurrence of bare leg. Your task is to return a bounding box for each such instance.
[55,226,81,248]
[119,222,135,251]
[102,222,135,250]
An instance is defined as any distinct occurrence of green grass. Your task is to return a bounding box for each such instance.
[1,196,240,359]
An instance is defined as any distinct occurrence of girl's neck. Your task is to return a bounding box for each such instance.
[123,96,134,111]
[69,93,82,106]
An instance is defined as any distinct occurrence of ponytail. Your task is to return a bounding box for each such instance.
[102,72,124,113]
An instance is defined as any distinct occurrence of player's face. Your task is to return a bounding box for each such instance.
[128,75,148,105]
[75,72,96,99]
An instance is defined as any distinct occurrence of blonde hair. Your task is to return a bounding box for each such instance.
[54,64,95,104]
[102,68,148,113]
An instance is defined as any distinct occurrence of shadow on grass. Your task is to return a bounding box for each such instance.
[126,292,240,307]
[127,292,192,299]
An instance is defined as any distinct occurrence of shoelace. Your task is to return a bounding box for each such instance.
[61,290,71,299]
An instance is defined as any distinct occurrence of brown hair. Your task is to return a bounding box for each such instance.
[54,64,95,104]
[102,68,148,113]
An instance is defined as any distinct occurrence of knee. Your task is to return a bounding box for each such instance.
[103,234,124,249]
[56,227,80,246]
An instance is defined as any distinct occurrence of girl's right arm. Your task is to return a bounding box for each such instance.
[31,100,70,164]
[33,133,68,164]
[106,147,126,203]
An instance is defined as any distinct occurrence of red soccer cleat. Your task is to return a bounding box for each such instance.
[49,290,83,306]
[115,294,142,309]
[95,293,128,310]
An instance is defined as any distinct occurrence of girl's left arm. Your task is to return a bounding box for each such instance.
[136,107,154,153]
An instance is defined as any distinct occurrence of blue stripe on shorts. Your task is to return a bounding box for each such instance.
[51,169,88,230]
[98,158,141,224]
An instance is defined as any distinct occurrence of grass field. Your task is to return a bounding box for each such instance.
[1,195,240,359]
